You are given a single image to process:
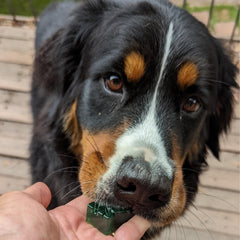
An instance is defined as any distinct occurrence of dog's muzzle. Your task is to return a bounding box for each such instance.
[114,156,173,211]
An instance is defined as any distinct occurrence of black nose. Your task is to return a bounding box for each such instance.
[114,157,172,210]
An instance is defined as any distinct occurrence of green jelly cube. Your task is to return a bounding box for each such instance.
[86,202,133,235]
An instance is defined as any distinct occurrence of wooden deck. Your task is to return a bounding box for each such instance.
[0,20,239,239]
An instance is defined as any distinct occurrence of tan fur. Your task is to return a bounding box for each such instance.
[79,125,128,198]
[124,51,145,83]
[153,133,186,227]
[178,62,198,90]
[63,100,82,158]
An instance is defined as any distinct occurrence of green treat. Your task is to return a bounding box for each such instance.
[87,202,133,235]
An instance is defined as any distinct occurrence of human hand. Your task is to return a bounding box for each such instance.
[0,182,150,240]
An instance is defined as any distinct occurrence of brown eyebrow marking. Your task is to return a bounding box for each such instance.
[124,51,145,83]
[177,62,199,90]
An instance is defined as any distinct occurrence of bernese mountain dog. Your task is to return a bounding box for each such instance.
[30,0,238,238]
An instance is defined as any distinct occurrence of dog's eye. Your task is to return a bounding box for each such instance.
[183,97,200,113]
[105,75,123,93]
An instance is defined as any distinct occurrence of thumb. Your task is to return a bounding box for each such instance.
[114,215,151,240]
[23,182,52,208]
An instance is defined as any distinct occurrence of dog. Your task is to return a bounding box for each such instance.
[30,0,238,238]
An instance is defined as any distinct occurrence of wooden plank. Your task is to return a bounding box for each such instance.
[0,37,34,65]
[177,206,240,236]
[232,71,239,119]
[0,175,30,194]
[0,156,31,179]
[195,186,240,213]
[0,38,34,53]
[0,89,32,124]
[207,151,240,172]
[0,121,31,139]
[162,225,240,240]
[220,134,240,153]
[0,25,35,40]
[0,14,35,22]
[0,49,34,65]
[0,121,31,159]
[234,102,240,119]
[0,137,30,159]
[200,168,240,192]
[0,62,31,92]
[229,119,240,136]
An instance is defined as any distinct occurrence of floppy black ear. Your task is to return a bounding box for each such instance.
[206,39,239,159]
[33,1,108,97]
[32,1,109,129]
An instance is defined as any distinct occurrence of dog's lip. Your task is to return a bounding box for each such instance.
[99,202,160,222]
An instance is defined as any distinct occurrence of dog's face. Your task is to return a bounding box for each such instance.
[44,0,237,231]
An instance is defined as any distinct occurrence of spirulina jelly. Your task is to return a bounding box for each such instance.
[86,202,133,235]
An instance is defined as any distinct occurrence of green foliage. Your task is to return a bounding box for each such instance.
[0,0,80,16]
[0,0,239,35]
[0,0,52,16]
[187,4,238,22]
[184,4,239,33]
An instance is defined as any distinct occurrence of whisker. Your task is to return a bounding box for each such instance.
[179,216,200,240]
[186,208,214,240]
[167,204,182,240]
[55,153,78,160]
[60,184,81,201]
[175,219,187,240]
[85,135,107,167]
[53,181,78,199]
[191,202,215,224]
[80,180,94,185]
[44,166,79,181]
[201,78,236,87]
[88,134,108,167]
[184,187,238,211]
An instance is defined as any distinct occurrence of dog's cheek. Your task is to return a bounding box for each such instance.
[157,167,186,227]
[160,134,186,225]
[171,135,186,213]
[79,151,107,199]
[78,130,121,199]
[171,166,186,216]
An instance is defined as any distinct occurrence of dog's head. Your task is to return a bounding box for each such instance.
[38,0,238,231]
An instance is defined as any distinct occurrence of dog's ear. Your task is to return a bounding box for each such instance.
[32,1,109,130]
[34,1,107,97]
[206,39,239,159]
[56,16,99,93]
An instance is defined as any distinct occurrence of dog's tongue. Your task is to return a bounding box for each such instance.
[86,202,133,235]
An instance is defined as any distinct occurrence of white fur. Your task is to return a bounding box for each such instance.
[98,22,174,187]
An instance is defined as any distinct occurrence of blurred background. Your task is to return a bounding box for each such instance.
[0,0,239,239]
[0,0,239,40]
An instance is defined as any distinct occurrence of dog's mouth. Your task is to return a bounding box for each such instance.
[104,204,162,223]
[86,201,134,235]
[91,189,168,223]
[87,162,187,227]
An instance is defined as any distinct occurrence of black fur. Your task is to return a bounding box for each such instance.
[30,0,238,237]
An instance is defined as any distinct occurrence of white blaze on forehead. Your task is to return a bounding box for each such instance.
[99,23,175,184]
[151,21,174,114]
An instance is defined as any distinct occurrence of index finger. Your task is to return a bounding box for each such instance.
[67,194,92,217]
[23,182,51,208]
